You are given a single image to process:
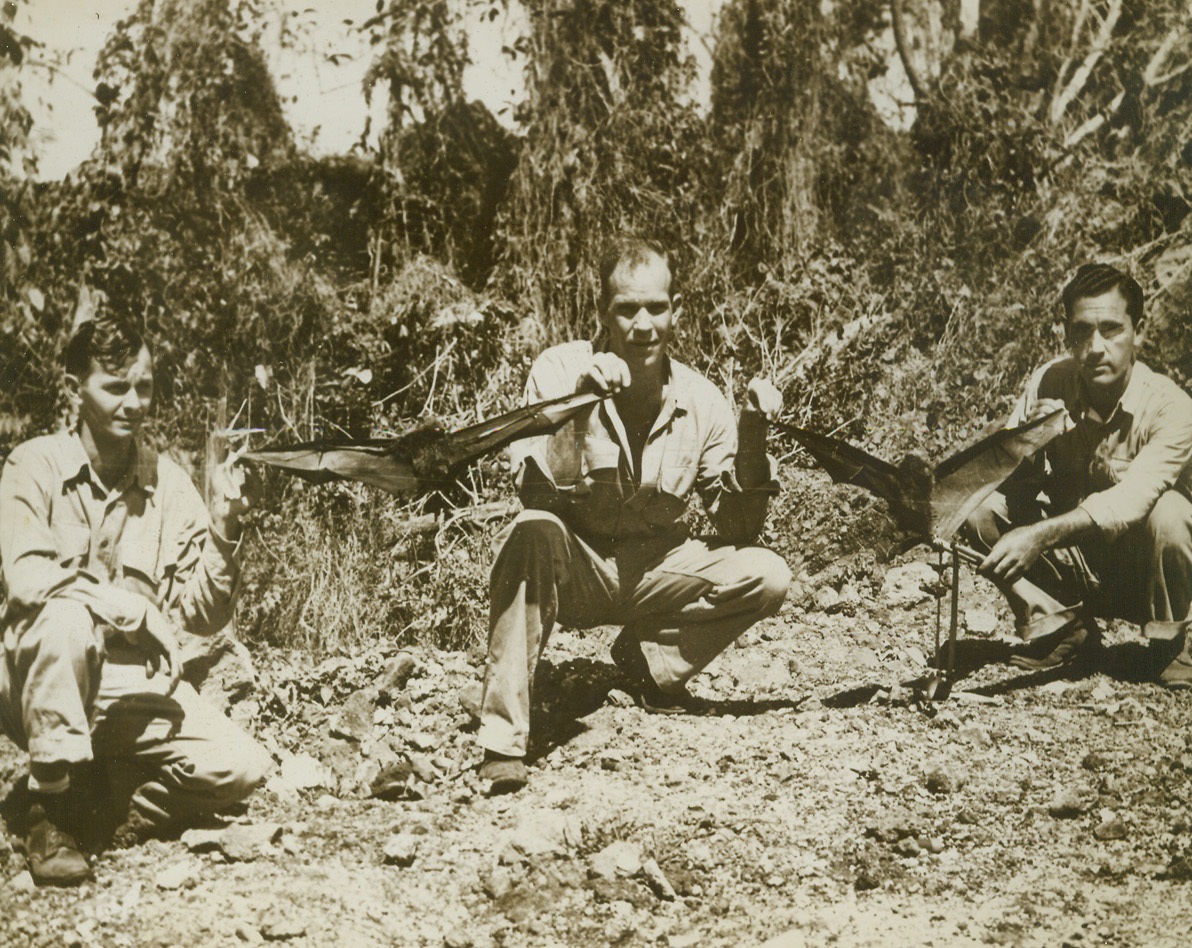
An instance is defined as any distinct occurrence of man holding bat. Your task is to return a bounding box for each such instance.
[476,237,791,794]
[0,312,270,886]
[968,264,1192,682]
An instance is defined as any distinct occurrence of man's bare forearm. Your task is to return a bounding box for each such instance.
[1026,507,1099,550]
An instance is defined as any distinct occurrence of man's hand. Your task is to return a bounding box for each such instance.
[737,378,781,488]
[125,605,183,695]
[1026,397,1067,423]
[742,378,783,422]
[980,523,1048,584]
[576,353,632,395]
[208,455,256,541]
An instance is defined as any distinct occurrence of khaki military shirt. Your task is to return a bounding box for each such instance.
[509,341,778,552]
[0,430,239,639]
[1007,357,1192,540]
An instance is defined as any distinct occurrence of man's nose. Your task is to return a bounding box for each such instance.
[121,389,143,411]
[1086,329,1106,355]
[631,308,652,330]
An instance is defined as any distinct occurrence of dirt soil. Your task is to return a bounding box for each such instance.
[2,502,1192,947]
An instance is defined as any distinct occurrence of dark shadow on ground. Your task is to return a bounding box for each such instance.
[822,634,1170,708]
[0,759,232,856]
[525,656,813,762]
[0,772,31,840]
[961,640,1156,694]
[526,657,615,762]
[0,760,131,853]
[938,638,1016,678]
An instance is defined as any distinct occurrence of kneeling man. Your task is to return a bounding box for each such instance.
[968,263,1192,682]
[0,314,271,885]
[477,237,791,793]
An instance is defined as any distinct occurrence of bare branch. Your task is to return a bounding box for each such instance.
[1062,5,1191,148]
[1048,0,1123,126]
[1052,0,1092,97]
[1063,89,1124,148]
[891,0,933,101]
[958,0,980,40]
[1144,2,1192,86]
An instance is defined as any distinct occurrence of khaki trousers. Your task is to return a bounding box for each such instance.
[0,600,271,827]
[965,490,1192,642]
[478,510,791,757]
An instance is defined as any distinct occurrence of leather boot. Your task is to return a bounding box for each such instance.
[26,792,92,887]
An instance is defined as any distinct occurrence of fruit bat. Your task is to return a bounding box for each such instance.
[242,390,606,496]
[774,408,1068,547]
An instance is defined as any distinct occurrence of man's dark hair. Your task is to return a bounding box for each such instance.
[1062,263,1144,326]
[63,316,147,378]
[597,237,675,310]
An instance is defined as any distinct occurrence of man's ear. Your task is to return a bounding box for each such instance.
[597,301,613,332]
[671,293,683,326]
[1133,317,1147,348]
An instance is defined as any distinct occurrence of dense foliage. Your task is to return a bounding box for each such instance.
[1,0,1189,652]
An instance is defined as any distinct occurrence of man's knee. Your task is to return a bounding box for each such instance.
[21,601,101,663]
[224,744,271,803]
[491,510,571,578]
[1146,491,1192,556]
[739,548,791,617]
[502,509,569,548]
[964,492,1009,550]
[194,740,271,805]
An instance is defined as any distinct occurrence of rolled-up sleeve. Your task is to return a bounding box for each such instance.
[1078,398,1192,539]
[0,446,148,634]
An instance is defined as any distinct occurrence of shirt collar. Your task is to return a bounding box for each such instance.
[591,342,690,423]
[61,429,159,496]
[1075,361,1146,426]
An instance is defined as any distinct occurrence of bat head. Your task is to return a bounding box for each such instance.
[893,452,934,538]
[399,419,455,478]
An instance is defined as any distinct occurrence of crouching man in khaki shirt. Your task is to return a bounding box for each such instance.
[0,314,271,885]
[967,264,1192,683]
[477,237,792,793]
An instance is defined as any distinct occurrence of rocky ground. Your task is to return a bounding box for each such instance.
[2,545,1191,947]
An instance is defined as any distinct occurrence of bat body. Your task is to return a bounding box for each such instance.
[776,408,1067,546]
[243,390,606,496]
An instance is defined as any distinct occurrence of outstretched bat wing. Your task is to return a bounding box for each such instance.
[777,423,907,510]
[440,389,606,468]
[930,407,1067,540]
[243,390,606,496]
[243,439,421,495]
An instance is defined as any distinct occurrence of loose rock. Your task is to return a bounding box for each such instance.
[964,606,999,635]
[924,765,959,795]
[640,857,677,901]
[881,562,938,608]
[382,833,419,867]
[155,859,199,890]
[1048,788,1090,819]
[279,754,330,791]
[589,841,643,881]
[260,913,307,942]
[220,823,283,862]
[377,653,418,698]
[330,687,376,742]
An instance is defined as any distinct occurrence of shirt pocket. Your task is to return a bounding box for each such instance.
[582,435,622,475]
[53,524,91,568]
[118,508,168,593]
[658,463,696,501]
[120,534,163,592]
